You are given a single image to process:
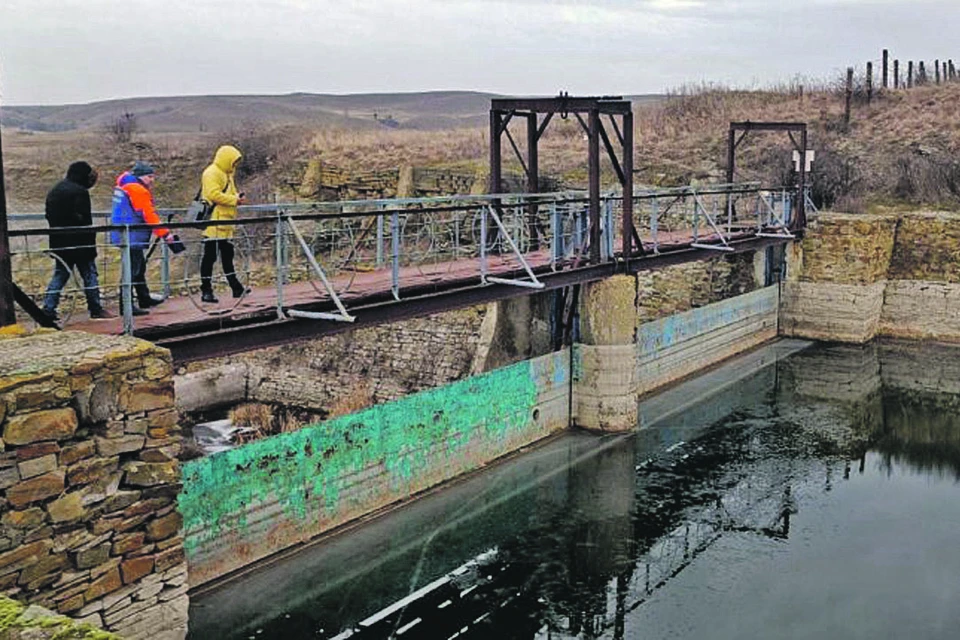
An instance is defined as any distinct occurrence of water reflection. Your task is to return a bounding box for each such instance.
[189,340,960,640]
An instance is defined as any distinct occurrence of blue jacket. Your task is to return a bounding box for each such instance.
[110,172,158,249]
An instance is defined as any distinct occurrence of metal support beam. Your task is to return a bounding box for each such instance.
[598,119,625,186]
[588,109,601,263]
[622,111,635,257]
[527,112,540,250]
[0,105,14,327]
[797,126,808,231]
[727,121,810,233]
[535,112,554,141]
[490,110,502,195]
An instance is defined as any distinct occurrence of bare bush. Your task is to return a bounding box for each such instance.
[108,112,138,144]
[809,146,863,210]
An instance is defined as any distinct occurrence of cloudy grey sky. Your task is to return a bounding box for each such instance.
[2,0,957,105]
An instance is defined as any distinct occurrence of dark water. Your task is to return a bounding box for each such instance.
[189,340,960,640]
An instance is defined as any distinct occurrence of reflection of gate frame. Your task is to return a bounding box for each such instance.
[489,95,636,263]
[726,121,809,232]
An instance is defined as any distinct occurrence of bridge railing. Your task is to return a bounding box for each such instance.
[6,192,595,332]
[7,184,792,333]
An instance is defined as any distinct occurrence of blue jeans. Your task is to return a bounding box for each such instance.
[43,257,103,313]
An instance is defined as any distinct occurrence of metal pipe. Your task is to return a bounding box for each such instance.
[391,211,400,300]
[480,206,488,282]
[275,211,285,319]
[376,207,384,267]
[121,226,134,335]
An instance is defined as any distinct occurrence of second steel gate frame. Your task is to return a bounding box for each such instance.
[489,94,637,263]
[726,121,810,233]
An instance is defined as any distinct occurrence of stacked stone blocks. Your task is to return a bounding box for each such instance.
[0,331,188,640]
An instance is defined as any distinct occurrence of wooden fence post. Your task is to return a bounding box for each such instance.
[882,49,889,89]
[908,61,914,88]
[919,61,926,85]
[935,59,941,84]
[894,60,900,88]
[866,61,873,103]
[845,67,854,126]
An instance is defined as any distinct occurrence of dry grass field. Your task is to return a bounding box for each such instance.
[5,83,960,214]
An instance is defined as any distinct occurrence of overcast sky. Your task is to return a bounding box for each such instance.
[2,0,958,105]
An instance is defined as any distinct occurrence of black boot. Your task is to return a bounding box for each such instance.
[227,275,251,299]
[200,278,218,303]
[119,291,149,316]
[136,284,163,308]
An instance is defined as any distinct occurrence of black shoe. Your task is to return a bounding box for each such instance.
[41,308,60,325]
[201,291,219,304]
[132,306,149,317]
[89,308,116,319]
[231,286,252,299]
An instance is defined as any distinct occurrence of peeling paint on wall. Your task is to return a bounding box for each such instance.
[637,287,779,354]
[179,351,570,584]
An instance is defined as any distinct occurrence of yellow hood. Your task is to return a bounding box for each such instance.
[213,145,242,173]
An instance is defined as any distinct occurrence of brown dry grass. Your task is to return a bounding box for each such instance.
[7,81,960,214]
[326,381,374,420]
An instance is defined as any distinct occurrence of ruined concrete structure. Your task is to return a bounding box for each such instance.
[297,161,540,201]
[0,332,187,639]
[781,211,960,343]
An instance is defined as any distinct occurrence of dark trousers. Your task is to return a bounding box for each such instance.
[200,239,241,292]
[120,247,153,308]
[43,256,103,313]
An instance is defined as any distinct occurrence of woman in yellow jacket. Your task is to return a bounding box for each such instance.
[199,145,250,303]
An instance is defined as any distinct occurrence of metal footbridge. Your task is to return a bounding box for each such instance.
[4,182,808,363]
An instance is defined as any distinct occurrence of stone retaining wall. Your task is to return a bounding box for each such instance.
[0,331,187,640]
[781,211,960,344]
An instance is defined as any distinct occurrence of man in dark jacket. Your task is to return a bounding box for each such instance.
[42,161,114,321]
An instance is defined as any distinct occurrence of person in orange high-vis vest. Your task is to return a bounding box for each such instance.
[111,161,182,314]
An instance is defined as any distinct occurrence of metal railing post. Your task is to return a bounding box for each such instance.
[603,199,614,261]
[480,206,488,283]
[161,241,171,299]
[692,194,699,243]
[121,226,134,335]
[376,205,385,268]
[651,197,659,254]
[550,202,560,270]
[275,210,285,319]
[391,210,400,300]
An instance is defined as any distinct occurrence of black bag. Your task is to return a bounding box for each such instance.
[187,180,229,223]
[187,188,214,223]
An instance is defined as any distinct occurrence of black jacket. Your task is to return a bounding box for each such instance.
[45,161,98,262]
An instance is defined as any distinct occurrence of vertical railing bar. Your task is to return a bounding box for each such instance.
[161,241,171,299]
[275,209,285,320]
[391,210,400,300]
[121,226,134,335]
[480,205,488,283]
[550,202,559,271]
[376,205,385,268]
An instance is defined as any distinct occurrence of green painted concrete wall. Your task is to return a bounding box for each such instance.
[180,350,570,586]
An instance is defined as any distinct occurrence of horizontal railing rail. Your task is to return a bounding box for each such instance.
[7,184,802,336]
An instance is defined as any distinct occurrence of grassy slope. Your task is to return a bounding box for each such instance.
[4,84,959,212]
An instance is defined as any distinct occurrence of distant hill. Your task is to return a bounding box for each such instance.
[2,91,665,133]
